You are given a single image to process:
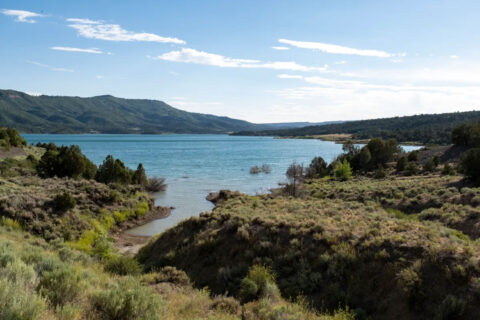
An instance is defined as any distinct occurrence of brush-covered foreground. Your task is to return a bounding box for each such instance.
[0,225,352,320]
[139,175,480,320]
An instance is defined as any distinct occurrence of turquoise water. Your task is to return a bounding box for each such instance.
[23,134,420,236]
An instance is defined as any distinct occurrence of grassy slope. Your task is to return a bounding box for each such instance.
[0,89,268,134]
[138,175,480,320]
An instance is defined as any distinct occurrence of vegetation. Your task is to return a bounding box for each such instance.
[139,174,480,319]
[234,111,480,144]
[146,177,167,192]
[0,125,26,150]
[0,89,286,134]
[334,160,352,180]
[459,148,480,184]
[285,162,305,196]
[0,125,349,320]
[36,144,97,179]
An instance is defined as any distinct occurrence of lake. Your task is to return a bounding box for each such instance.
[23,134,420,236]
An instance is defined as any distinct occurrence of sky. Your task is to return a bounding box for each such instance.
[1,0,480,123]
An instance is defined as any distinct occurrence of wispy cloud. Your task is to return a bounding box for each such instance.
[273,67,480,121]
[26,60,74,72]
[51,46,111,54]
[278,38,398,58]
[66,18,185,44]
[272,46,290,50]
[450,55,459,59]
[1,9,44,23]
[152,48,328,72]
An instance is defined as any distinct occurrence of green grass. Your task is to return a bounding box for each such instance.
[139,175,480,320]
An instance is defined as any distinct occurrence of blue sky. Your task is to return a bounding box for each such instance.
[1,0,480,123]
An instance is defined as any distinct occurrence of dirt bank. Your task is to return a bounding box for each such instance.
[112,205,170,255]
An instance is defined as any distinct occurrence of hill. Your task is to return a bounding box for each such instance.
[0,89,314,134]
[233,111,480,144]
[138,175,480,320]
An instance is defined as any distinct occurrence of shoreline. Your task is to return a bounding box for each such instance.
[111,205,171,255]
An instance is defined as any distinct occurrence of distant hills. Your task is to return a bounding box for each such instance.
[234,111,480,144]
[0,89,327,134]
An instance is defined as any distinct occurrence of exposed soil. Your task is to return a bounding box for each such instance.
[0,147,25,159]
[112,205,171,255]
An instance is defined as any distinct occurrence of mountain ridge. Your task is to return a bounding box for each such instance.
[0,89,329,134]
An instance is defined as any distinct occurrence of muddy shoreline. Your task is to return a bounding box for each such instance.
[111,205,171,255]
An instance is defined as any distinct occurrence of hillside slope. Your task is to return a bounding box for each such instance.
[0,89,276,134]
[234,111,480,144]
[138,176,480,320]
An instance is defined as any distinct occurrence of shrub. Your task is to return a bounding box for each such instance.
[91,234,115,260]
[37,259,83,307]
[424,159,437,172]
[0,217,22,230]
[405,162,419,176]
[435,295,466,319]
[261,164,271,174]
[374,166,386,179]
[306,156,329,178]
[442,163,455,176]
[334,160,352,181]
[146,177,167,192]
[142,266,190,286]
[250,165,261,174]
[396,156,408,172]
[52,191,76,213]
[239,265,278,303]
[460,148,480,184]
[0,277,47,320]
[104,256,142,276]
[210,296,241,315]
[91,278,163,320]
[408,150,419,162]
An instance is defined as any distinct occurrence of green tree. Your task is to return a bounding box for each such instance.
[460,148,480,184]
[396,156,408,172]
[95,155,133,184]
[334,160,352,181]
[286,162,304,197]
[306,156,328,178]
[132,163,148,186]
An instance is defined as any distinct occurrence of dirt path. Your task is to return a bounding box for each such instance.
[111,206,171,255]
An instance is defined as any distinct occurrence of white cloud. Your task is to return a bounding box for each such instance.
[278,38,395,58]
[26,60,74,72]
[335,60,348,65]
[450,55,459,59]
[1,9,44,23]
[51,46,110,54]
[153,48,327,72]
[272,69,480,121]
[96,75,104,79]
[272,46,290,50]
[66,18,185,44]
[277,74,303,79]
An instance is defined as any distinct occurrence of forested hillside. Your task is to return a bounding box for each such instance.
[0,89,283,134]
[234,111,480,144]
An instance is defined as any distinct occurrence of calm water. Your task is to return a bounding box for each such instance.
[23,134,420,236]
